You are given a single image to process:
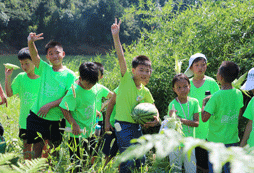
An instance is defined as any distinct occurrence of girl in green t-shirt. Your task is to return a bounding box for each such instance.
[167,73,200,173]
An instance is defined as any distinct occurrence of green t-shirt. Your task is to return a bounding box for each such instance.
[92,83,110,121]
[115,71,154,123]
[59,83,97,138]
[31,59,76,121]
[243,97,254,148]
[204,88,243,144]
[110,87,118,127]
[168,97,201,138]
[11,72,41,129]
[189,76,220,139]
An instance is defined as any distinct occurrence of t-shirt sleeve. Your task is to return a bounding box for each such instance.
[210,80,220,95]
[59,89,76,111]
[66,72,76,91]
[101,86,110,98]
[11,74,20,95]
[37,59,49,76]
[144,88,154,104]
[204,94,217,115]
[238,91,244,108]
[243,98,254,121]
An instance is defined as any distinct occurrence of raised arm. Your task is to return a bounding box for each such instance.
[100,91,114,112]
[27,33,44,69]
[111,18,127,77]
[5,68,13,97]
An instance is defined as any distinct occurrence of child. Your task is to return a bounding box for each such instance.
[184,53,219,172]
[5,47,40,159]
[202,61,243,173]
[103,87,119,168]
[168,73,200,173]
[92,62,113,134]
[111,18,160,173]
[59,62,99,171]
[27,33,76,158]
[240,68,254,149]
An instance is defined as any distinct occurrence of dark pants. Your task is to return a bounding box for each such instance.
[115,121,145,173]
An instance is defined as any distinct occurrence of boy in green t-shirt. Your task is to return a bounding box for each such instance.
[240,68,254,149]
[5,47,40,160]
[111,18,160,173]
[202,61,243,173]
[27,33,76,158]
[184,53,220,172]
[60,62,99,170]
[92,62,113,134]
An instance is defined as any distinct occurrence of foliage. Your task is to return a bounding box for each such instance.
[115,129,254,173]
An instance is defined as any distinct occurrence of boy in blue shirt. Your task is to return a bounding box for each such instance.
[202,61,243,173]
[111,18,160,173]
[27,33,76,158]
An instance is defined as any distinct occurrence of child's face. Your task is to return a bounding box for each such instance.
[19,59,35,74]
[173,79,190,99]
[79,77,95,90]
[132,64,151,86]
[190,59,207,77]
[46,46,65,66]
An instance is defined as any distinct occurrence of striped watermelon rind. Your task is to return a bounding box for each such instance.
[131,103,158,125]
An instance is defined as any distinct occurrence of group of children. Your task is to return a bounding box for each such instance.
[0,18,253,173]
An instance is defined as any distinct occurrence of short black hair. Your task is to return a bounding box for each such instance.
[191,57,207,67]
[79,62,99,85]
[45,41,63,54]
[172,73,190,88]
[18,47,31,60]
[93,62,104,76]
[132,55,152,69]
[218,61,240,83]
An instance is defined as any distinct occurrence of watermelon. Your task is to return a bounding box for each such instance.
[131,103,158,125]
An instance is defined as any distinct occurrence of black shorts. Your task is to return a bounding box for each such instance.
[26,111,64,145]
[19,129,28,140]
[102,129,118,157]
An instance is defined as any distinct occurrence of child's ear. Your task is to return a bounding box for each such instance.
[100,75,103,79]
[62,51,65,58]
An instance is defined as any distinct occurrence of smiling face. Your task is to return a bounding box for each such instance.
[190,58,207,77]
[19,59,35,74]
[132,64,151,86]
[46,46,65,66]
[173,78,190,99]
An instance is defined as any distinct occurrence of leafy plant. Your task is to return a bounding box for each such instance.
[115,129,254,173]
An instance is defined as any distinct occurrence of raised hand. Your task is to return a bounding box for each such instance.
[27,33,44,43]
[111,18,121,36]
[5,68,13,78]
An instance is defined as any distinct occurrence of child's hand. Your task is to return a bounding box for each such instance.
[143,116,160,128]
[105,121,114,134]
[202,95,211,107]
[96,110,102,119]
[72,124,82,136]
[168,110,177,117]
[5,68,13,77]
[111,18,121,36]
[27,33,44,43]
[37,104,51,118]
